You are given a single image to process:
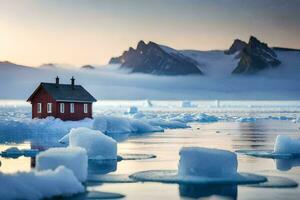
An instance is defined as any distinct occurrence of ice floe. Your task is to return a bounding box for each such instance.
[0,166,84,200]
[93,116,163,134]
[130,147,267,184]
[237,135,300,159]
[244,175,298,188]
[67,127,117,160]
[178,147,237,178]
[87,174,136,183]
[126,106,138,114]
[274,135,300,155]
[36,147,88,182]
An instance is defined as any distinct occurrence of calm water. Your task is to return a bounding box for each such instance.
[1,100,300,199]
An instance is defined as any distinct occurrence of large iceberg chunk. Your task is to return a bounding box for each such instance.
[36,147,88,182]
[178,147,237,178]
[197,113,219,123]
[68,127,117,160]
[0,166,84,200]
[126,106,138,114]
[274,135,300,154]
[93,116,163,134]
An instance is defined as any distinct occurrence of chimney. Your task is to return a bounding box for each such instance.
[55,76,59,87]
[71,76,75,89]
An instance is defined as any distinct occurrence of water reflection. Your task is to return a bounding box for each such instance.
[179,184,237,200]
[276,158,300,171]
[88,159,117,175]
[232,121,271,150]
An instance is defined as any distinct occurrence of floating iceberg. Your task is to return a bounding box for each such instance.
[197,113,219,123]
[0,166,84,200]
[236,135,300,159]
[130,147,266,184]
[178,147,237,178]
[181,101,192,108]
[236,117,257,123]
[36,147,88,182]
[274,135,300,154]
[147,119,190,129]
[126,106,138,114]
[93,116,163,134]
[67,127,117,160]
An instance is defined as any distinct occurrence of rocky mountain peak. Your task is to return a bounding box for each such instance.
[232,36,281,74]
[108,40,202,75]
[224,39,247,55]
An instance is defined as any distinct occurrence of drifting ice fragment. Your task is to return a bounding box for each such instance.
[130,147,266,184]
[68,127,117,160]
[236,135,300,159]
[126,106,138,114]
[274,135,300,154]
[36,147,88,182]
[178,147,237,178]
[0,166,84,200]
[197,113,219,123]
[181,101,192,108]
[93,116,163,134]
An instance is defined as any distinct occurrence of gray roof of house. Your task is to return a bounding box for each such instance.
[27,83,97,102]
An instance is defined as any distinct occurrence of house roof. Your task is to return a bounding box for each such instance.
[27,82,97,103]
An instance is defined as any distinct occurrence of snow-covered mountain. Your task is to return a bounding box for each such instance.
[232,36,281,74]
[109,40,202,75]
[1,36,300,100]
[109,36,299,76]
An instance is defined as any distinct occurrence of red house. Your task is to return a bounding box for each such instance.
[27,77,97,121]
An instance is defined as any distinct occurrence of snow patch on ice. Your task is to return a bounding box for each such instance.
[0,166,84,200]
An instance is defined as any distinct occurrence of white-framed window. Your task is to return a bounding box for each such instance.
[37,103,42,113]
[47,103,52,113]
[84,104,88,114]
[70,103,75,113]
[60,103,65,113]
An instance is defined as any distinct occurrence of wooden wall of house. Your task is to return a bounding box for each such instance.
[31,87,57,119]
[30,87,93,121]
[56,102,92,121]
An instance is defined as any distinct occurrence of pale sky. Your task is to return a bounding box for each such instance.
[0,0,299,66]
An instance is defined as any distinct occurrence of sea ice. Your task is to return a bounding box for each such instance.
[236,117,256,122]
[274,135,300,154]
[178,147,237,178]
[181,101,192,108]
[197,113,219,123]
[126,106,138,114]
[68,127,117,160]
[36,147,88,182]
[0,166,84,200]
[93,116,163,134]
[147,119,190,129]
